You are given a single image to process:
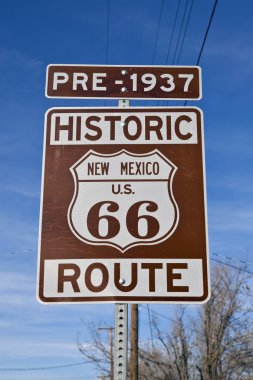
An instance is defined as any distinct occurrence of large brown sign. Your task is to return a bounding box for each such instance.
[46,65,201,100]
[37,107,209,304]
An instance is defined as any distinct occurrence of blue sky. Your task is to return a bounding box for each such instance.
[0,0,252,379]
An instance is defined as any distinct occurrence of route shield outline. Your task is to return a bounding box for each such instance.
[68,149,179,252]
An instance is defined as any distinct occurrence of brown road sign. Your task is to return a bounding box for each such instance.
[37,107,209,304]
[46,65,201,100]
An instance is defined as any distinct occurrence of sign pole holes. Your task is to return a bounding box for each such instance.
[113,99,130,380]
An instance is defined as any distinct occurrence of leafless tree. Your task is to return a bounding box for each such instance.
[78,265,253,379]
[140,266,253,380]
[138,307,193,380]
[77,321,112,379]
[195,266,253,380]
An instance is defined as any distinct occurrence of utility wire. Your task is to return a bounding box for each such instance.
[176,0,195,64]
[210,257,253,276]
[152,0,165,64]
[165,0,181,64]
[171,0,190,65]
[1,248,252,270]
[211,252,253,268]
[0,361,93,372]
[0,249,34,255]
[165,0,195,105]
[196,0,218,66]
[184,0,218,105]
[161,0,181,106]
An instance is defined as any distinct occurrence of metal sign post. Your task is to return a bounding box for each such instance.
[113,99,129,380]
[114,303,128,380]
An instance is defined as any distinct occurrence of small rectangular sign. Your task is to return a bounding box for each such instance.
[46,65,201,100]
[37,107,209,304]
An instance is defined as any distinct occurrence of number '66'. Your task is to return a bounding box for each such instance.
[87,201,160,240]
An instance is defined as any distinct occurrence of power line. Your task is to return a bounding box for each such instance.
[1,248,252,271]
[165,0,195,105]
[176,0,195,64]
[0,360,93,372]
[151,0,165,64]
[171,0,190,65]
[196,0,218,65]
[165,0,181,64]
[161,0,182,106]
[0,249,34,256]
[184,0,218,105]
[210,257,253,276]
[211,252,253,268]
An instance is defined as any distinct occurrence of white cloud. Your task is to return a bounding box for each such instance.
[0,48,43,70]
[208,175,253,193]
[209,203,253,233]
[206,130,252,156]
[0,270,33,291]
[6,184,40,199]
[0,338,80,359]
[204,37,253,66]
[0,215,38,250]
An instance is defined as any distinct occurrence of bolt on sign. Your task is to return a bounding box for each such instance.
[46,65,201,100]
[37,107,209,303]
